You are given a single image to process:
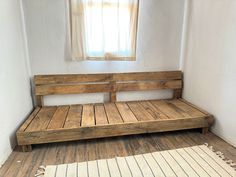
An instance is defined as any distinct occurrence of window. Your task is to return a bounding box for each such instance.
[70,0,139,61]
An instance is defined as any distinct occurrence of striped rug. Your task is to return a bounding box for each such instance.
[36,145,236,177]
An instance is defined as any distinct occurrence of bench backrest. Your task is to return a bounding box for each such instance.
[34,71,183,106]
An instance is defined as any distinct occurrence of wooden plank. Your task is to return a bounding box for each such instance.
[26,106,57,131]
[168,99,206,117]
[64,105,82,128]
[151,100,190,119]
[47,106,69,129]
[94,104,108,125]
[34,71,182,85]
[113,71,182,81]
[104,103,123,124]
[127,102,155,121]
[139,101,169,119]
[115,102,138,123]
[116,80,182,92]
[81,105,95,127]
[36,95,44,106]
[18,107,41,132]
[17,116,208,145]
[35,83,112,96]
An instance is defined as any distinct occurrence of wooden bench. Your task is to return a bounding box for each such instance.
[16,71,214,152]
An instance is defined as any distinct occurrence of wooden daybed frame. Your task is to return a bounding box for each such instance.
[16,71,214,152]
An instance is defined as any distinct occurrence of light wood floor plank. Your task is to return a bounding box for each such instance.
[78,162,88,177]
[56,164,67,177]
[67,163,77,177]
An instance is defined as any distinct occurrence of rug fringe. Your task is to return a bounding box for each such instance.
[35,165,46,177]
[204,143,236,171]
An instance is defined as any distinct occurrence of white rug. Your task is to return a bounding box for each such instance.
[36,144,236,177]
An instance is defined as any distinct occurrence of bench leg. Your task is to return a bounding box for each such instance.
[21,145,32,152]
[202,127,209,134]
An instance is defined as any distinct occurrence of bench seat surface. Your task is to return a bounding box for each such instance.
[17,99,212,146]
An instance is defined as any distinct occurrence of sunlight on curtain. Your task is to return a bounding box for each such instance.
[70,0,139,60]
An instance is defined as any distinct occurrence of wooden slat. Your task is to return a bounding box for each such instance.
[81,104,95,127]
[35,83,112,96]
[168,99,206,117]
[94,104,108,125]
[34,71,182,85]
[26,107,57,131]
[17,116,209,145]
[104,103,123,124]
[115,102,138,123]
[151,100,190,119]
[47,106,69,129]
[64,105,82,128]
[116,80,182,92]
[127,102,155,121]
[18,107,41,132]
[113,71,182,81]
[139,101,169,119]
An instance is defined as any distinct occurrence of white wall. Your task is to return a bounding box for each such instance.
[22,0,185,105]
[183,0,236,146]
[0,0,33,166]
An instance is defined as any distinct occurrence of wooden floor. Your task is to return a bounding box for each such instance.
[17,99,213,147]
[1,130,236,177]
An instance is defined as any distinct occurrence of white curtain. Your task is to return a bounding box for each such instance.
[70,0,139,60]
